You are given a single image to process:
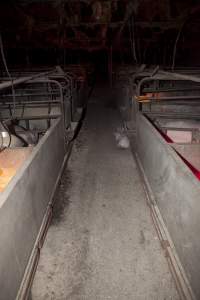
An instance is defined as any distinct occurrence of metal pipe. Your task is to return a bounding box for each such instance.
[0,100,61,105]
[137,95,200,102]
[1,92,61,98]
[160,70,200,84]
[145,112,200,120]
[0,70,56,91]
[143,86,200,93]
[0,115,61,121]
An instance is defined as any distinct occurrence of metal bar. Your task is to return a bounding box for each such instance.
[143,86,200,93]
[0,100,61,105]
[138,95,200,101]
[0,115,61,121]
[1,92,61,98]
[161,127,198,132]
[145,112,200,120]
[0,70,56,91]
[142,101,200,106]
[160,71,200,84]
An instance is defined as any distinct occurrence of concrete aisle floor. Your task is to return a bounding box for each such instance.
[32,87,179,300]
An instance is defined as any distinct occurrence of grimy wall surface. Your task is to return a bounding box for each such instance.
[136,113,200,299]
[0,118,65,300]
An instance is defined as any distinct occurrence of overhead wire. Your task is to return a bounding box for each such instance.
[171,21,186,71]
[128,14,138,64]
[131,14,138,63]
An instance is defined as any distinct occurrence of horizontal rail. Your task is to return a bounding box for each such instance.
[0,70,56,91]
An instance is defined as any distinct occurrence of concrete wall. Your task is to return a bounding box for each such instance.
[0,118,65,300]
[136,113,200,299]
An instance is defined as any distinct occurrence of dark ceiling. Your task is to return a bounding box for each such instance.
[0,0,200,67]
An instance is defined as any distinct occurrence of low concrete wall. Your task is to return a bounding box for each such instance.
[136,113,200,299]
[0,118,65,300]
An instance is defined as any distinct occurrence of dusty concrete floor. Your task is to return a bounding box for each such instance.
[32,86,179,300]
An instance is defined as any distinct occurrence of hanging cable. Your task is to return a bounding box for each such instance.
[171,22,185,71]
[0,33,16,117]
[128,14,138,64]
[131,14,138,63]
[128,19,133,61]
